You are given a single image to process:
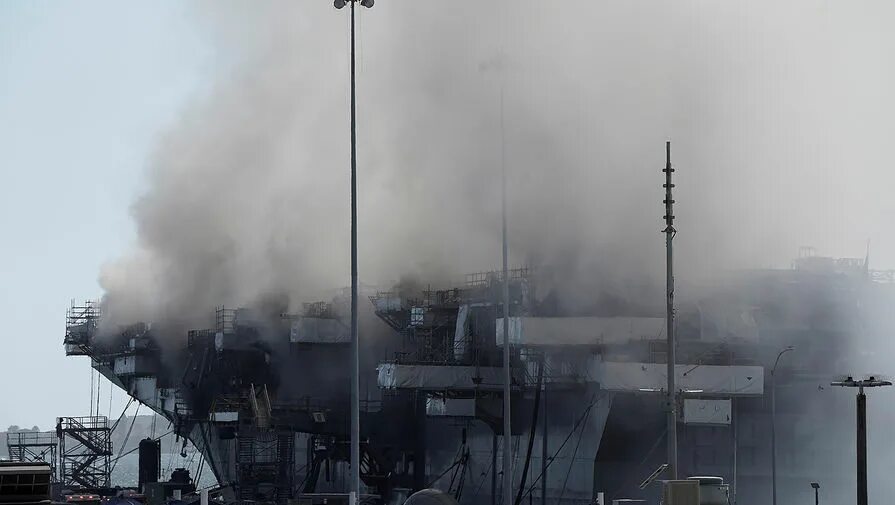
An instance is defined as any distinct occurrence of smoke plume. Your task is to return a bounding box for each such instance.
[99,1,895,325]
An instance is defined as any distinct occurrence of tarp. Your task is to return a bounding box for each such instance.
[290,318,349,344]
[426,397,476,417]
[377,363,516,391]
[373,295,402,312]
[453,305,469,360]
[683,399,732,425]
[597,362,764,396]
[496,316,665,346]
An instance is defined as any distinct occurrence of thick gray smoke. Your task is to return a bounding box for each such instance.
[100,1,895,324]
[93,2,895,503]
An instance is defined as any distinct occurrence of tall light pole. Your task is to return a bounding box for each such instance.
[333,0,374,502]
[770,345,793,505]
[500,90,512,505]
[831,376,893,505]
[662,141,677,479]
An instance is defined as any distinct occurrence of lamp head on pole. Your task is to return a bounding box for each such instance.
[334,0,374,8]
[831,375,893,388]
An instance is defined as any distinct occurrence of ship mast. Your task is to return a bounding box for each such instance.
[663,141,678,479]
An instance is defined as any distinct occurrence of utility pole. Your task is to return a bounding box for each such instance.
[770,346,794,505]
[333,1,374,503]
[662,141,677,479]
[831,376,892,505]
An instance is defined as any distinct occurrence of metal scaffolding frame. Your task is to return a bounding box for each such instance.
[6,431,58,481]
[237,429,295,503]
[64,300,100,356]
[57,416,112,489]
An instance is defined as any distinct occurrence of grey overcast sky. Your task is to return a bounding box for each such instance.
[0,1,210,428]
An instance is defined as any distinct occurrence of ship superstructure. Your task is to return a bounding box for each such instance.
[62,254,895,505]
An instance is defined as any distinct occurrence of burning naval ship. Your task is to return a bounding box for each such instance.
[63,251,893,505]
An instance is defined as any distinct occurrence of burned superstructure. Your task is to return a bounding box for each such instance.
[64,253,895,505]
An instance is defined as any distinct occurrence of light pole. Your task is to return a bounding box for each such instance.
[810,482,819,505]
[831,376,893,505]
[333,0,374,503]
[770,345,793,505]
[501,93,512,505]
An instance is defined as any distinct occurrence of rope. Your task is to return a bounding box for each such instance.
[469,441,495,501]
[427,442,466,488]
[96,371,102,418]
[109,430,173,464]
[514,359,544,505]
[89,367,95,417]
[109,397,135,433]
[110,403,140,474]
[195,451,206,487]
[607,427,668,501]
[557,405,593,504]
[519,393,603,501]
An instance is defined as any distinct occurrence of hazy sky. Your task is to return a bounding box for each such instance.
[2,0,895,430]
[0,1,210,428]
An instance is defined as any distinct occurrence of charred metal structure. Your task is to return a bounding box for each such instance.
[64,253,895,505]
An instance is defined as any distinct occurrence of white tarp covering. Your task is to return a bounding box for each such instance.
[496,316,665,346]
[426,397,476,417]
[683,399,732,425]
[157,388,179,413]
[374,295,402,312]
[210,411,239,422]
[114,355,154,375]
[378,363,512,391]
[597,362,763,396]
[290,318,349,344]
[454,305,469,360]
[131,376,158,405]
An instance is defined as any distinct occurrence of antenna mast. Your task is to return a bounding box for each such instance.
[663,141,678,479]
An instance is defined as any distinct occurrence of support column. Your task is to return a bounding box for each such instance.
[857,391,867,505]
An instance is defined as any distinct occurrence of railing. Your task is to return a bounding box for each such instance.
[302,301,334,318]
[465,266,530,287]
[6,431,57,446]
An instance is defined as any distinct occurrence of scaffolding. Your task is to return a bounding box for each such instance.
[237,429,294,503]
[216,306,237,334]
[6,431,57,480]
[57,416,112,489]
[65,300,100,356]
[464,266,530,287]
